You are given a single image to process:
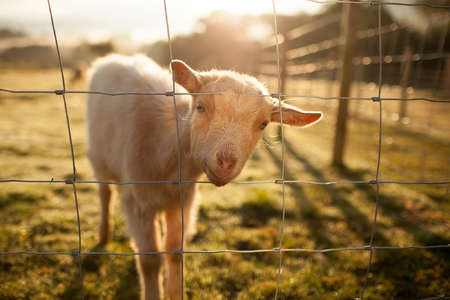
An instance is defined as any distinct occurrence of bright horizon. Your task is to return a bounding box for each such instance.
[0,0,322,44]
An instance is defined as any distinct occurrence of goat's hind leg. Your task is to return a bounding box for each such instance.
[98,183,112,245]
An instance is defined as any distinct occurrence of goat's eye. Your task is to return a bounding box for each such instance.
[196,103,206,113]
[260,121,269,130]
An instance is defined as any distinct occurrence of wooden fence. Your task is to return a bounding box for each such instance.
[260,8,450,166]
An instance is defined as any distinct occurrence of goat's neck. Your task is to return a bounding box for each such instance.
[177,112,202,180]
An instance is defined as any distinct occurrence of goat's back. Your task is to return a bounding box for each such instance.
[86,54,191,182]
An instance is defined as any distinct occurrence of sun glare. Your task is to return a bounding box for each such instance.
[0,0,323,43]
[200,0,321,16]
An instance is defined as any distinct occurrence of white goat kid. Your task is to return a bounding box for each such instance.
[86,54,322,300]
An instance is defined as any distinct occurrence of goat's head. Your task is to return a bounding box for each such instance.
[171,60,322,186]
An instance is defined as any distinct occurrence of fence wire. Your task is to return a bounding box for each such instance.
[270,1,288,299]
[162,0,186,298]
[0,0,449,299]
[307,0,450,9]
[45,0,85,298]
[359,3,383,299]
[1,88,450,103]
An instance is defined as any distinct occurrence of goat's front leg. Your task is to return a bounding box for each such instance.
[164,196,195,300]
[123,188,162,300]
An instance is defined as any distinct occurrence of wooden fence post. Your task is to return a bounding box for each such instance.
[353,65,364,119]
[399,45,412,122]
[443,58,450,95]
[433,15,449,95]
[332,3,359,166]
[280,39,287,97]
[278,37,287,137]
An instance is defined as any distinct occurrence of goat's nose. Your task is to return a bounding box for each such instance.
[216,151,237,171]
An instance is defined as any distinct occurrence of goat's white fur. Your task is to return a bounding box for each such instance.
[87,54,322,300]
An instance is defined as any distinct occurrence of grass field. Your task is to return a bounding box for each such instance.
[0,69,449,299]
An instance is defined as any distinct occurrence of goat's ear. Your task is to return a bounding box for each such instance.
[271,102,322,127]
[170,60,201,92]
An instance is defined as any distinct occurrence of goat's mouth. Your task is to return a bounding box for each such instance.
[203,166,232,187]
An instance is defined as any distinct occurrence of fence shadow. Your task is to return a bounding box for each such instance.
[337,166,450,253]
[335,168,450,297]
[265,146,334,248]
[281,138,391,246]
[279,138,449,295]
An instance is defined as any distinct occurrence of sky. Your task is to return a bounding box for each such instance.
[0,0,322,44]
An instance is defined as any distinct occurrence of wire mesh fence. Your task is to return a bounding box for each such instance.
[0,0,449,299]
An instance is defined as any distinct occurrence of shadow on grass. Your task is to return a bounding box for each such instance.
[112,258,140,300]
[82,243,108,273]
[59,257,138,300]
[0,191,45,210]
[230,190,292,228]
[58,257,85,300]
[280,137,449,296]
[336,166,449,297]
[65,244,140,300]
[338,166,449,254]
[369,249,450,298]
[266,146,334,248]
[281,139,391,247]
[0,145,30,157]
